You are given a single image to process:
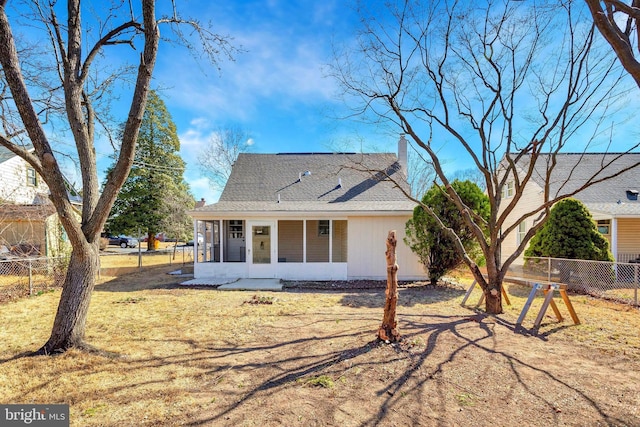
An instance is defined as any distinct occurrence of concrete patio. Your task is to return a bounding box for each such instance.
[180,277,283,291]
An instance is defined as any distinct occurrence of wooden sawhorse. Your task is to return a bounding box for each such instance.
[460,279,511,307]
[516,283,580,333]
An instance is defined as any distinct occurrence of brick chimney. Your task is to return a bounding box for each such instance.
[195,197,206,208]
[398,134,408,176]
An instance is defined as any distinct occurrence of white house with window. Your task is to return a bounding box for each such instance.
[189,137,428,281]
[500,153,640,264]
[0,146,49,204]
[0,145,81,256]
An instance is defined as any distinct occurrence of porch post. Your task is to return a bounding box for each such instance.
[302,220,307,263]
[611,217,618,260]
[328,219,333,263]
[193,220,199,263]
[219,220,224,263]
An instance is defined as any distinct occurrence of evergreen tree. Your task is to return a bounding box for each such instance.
[525,198,613,261]
[405,180,490,285]
[106,91,194,250]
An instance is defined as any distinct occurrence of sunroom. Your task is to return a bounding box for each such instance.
[194,218,348,280]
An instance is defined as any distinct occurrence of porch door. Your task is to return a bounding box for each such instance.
[247,221,276,278]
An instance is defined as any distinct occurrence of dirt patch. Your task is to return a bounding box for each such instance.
[0,273,639,426]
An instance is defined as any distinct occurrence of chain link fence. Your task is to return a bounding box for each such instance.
[0,246,195,304]
[509,257,639,306]
[98,246,194,277]
[0,256,68,304]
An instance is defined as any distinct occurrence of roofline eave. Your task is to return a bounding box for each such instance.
[189,209,413,220]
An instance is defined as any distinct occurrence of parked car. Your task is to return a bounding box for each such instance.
[186,233,204,246]
[107,235,139,248]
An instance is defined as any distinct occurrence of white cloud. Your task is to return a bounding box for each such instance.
[155,18,339,123]
[188,176,221,204]
[189,117,211,130]
[246,138,255,146]
[179,128,211,149]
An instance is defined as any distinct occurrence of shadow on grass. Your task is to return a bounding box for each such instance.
[157,314,622,426]
[3,307,629,426]
[337,285,466,308]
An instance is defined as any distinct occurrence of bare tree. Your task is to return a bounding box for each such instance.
[332,0,639,314]
[0,0,235,354]
[198,125,252,192]
[407,142,436,198]
[586,0,640,88]
[451,168,487,192]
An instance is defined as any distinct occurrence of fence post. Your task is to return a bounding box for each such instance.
[635,263,638,307]
[547,257,551,282]
[28,259,33,296]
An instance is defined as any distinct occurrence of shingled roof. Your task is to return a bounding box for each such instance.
[194,152,415,214]
[0,203,56,221]
[519,153,640,216]
[0,144,34,163]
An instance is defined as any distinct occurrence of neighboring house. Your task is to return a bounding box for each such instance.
[0,145,80,257]
[500,153,640,264]
[0,145,50,204]
[189,136,429,281]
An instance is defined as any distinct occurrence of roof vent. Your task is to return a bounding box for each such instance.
[298,170,311,182]
[627,190,638,201]
[338,177,342,188]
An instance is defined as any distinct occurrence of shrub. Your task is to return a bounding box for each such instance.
[405,180,489,285]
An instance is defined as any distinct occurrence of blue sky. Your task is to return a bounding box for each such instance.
[7,0,639,204]
[143,0,397,203]
[141,0,639,204]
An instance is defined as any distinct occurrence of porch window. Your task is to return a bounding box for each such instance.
[318,220,329,236]
[197,220,220,263]
[332,220,348,262]
[306,219,329,262]
[223,220,245,262]
[278,220,303,262]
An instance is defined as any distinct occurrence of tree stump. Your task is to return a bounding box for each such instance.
[378,230,401,342]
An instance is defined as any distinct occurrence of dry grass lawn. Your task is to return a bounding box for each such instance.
[1,266,639,426]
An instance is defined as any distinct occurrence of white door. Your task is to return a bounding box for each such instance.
[247,221,276,278]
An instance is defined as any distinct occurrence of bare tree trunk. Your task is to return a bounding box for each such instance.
[36,242,100,355]
[147,232,157,251]
[378,230,400,342]
[469,256,503,315]
[484,286,503,314]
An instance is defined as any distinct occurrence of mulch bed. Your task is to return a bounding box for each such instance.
[281,279,441,291]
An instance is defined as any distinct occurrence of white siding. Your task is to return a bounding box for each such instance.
[616,218,640,258]
[499,177,545,266]
[0,156,49,204]
[347,216,427,280]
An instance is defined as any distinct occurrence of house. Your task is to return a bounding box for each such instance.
[189,136,429,281]
[0,145,80,257]
[500,153,640,264]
